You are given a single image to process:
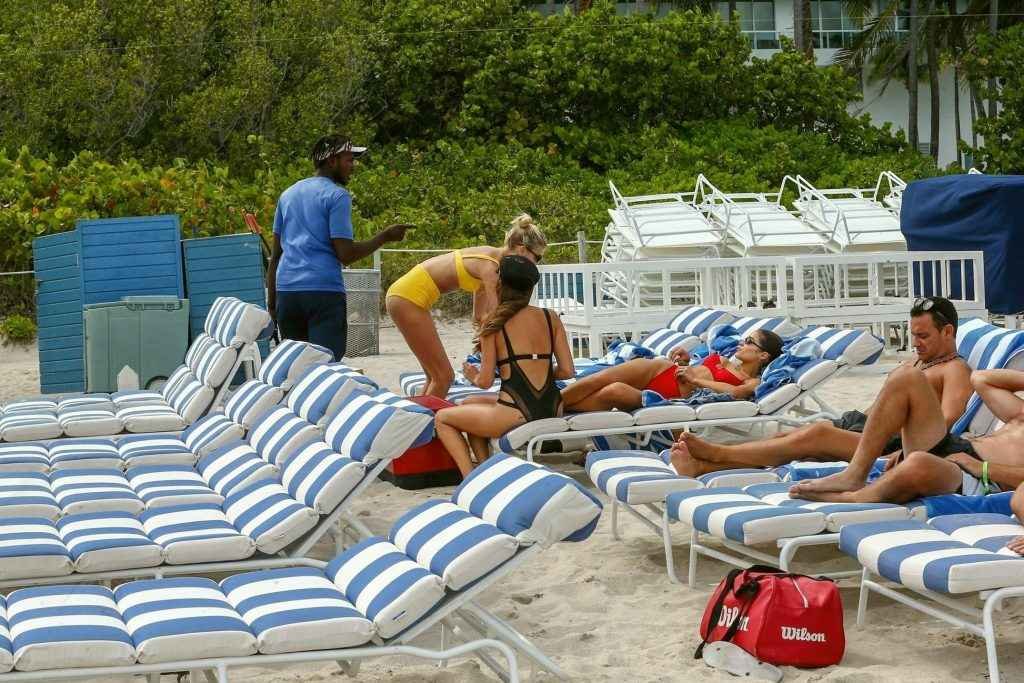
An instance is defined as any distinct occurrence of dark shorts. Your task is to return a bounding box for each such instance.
[831,410,903,454]
[275,291,348,361]
[928,433,979,459]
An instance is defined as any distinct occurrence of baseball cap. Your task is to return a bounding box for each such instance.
[499,255,540,291]
[311,135,367,164]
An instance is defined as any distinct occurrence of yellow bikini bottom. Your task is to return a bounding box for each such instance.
[386,264,441,310]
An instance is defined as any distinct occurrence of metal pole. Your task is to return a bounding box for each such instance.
[576,230,587,264]
[372,251,382,271]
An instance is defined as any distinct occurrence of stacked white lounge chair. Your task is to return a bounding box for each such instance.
[0,297,272,442]
[0,454,602,682]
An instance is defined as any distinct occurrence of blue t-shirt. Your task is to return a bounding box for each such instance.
[273,176,354,292]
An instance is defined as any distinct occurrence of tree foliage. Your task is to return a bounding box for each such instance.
[966,24,1024,172]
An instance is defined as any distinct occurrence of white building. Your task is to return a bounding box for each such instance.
[534,1,973,166]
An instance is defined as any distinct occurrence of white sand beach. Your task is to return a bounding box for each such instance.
[2,319,1022,683]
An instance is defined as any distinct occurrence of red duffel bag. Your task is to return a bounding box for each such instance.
[695,565,845,668]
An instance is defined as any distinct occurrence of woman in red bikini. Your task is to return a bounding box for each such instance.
[561,329,784,413]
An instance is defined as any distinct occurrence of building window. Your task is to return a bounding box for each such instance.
[718,1,779,49]
[810,1,862,48]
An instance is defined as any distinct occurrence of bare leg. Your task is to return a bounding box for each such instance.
[561,359,669,409]
[791,366,947,497]
[434,405,525,476]
[1008,483,1024,555]
[794,451,963,504]
[568,382,645,412]
[670,438,716,477]
[680,423,863,471]
[387,296,454,398]
[971,370,1024,424]
[468,434,490,463]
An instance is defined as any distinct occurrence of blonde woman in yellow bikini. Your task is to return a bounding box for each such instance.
[386,214,548,398]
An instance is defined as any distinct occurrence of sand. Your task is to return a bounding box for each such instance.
[2,319,1022,683]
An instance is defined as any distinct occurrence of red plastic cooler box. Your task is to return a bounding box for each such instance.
[379,395,463,490]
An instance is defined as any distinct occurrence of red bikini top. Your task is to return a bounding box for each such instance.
[701,354,745,386]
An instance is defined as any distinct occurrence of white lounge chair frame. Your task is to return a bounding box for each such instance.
[793,174,904,252]
[699,175,834,256]
[855,568,1022,683]
[0,547,561,683]
[537,251,986,357]
[872,170,907,211]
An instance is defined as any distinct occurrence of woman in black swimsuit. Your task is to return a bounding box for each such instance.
[434,255,575,476]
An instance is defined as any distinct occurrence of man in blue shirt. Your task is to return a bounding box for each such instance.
[268,134,410,360]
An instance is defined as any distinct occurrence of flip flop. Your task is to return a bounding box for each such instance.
[702,641,783,682]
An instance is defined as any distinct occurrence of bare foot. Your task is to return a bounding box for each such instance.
[1007,536,1024,556]
[678,432,727,463]
[670,440,706,477]
[790,488,859,503]
[789,470,868,497]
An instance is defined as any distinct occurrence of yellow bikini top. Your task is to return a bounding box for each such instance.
[454,249,500,293]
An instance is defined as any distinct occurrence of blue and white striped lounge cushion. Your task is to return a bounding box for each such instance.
[258,340,334,390]
[0,473,59,519]
[198,441,278,498]
[389,500,518,590]
[48,438,123,470]
[182,413,244,458]
[141,504,255,565]
[744,482,916,531]
[0,518,72,580]
[286,365,364,427]
[838,519,1024,594]
[696,467,781,489]
[452,454,603,546]
[6,585,136,670]
[184,334,238,388]
[668,307,735,337]
[280,441,365,514]
[327,362,378,387]
[0,443,49,473]
[247,407,320,467]
[204,296,272,348]
[57,512,162,573]
[56,401,122,438]
[223,481,318,555]
[118,401,190,434]
[322,386,434,465]
[325,537,445,639]
[118,435,195,469]
[222,380,285,431]
[585,450,702,505]
[954,318,1024,436]
[929,513,1024,555]
[110,388,165,409]
[0,412,61,442]
[128,466,224,508]
[495,417,570,453]
[708,315,803,343]
[222,567,374,654]
[666,487,827,545]
[0,597,11,673]
[2,398,57,414]
[50,468,144,516]
[115,577,257,663]
[796,325,883,365]
[639,328,700,356]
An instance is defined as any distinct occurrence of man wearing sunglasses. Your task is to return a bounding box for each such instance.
[674,297,973,489]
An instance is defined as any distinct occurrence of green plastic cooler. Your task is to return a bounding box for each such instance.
[84,297,190,392]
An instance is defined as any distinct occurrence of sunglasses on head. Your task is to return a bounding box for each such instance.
[913,297,953,328]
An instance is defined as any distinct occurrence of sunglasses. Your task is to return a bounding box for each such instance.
[741,336,767,352]
[913,297,953,328]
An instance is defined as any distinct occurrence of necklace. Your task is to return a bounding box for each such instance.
[916,352,964,371]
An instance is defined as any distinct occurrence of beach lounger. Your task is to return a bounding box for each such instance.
[840,506,1023,682]
[0,454,602,682]
[500,323,882,460]
[0,370,434,589]
[0,298,273,442]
